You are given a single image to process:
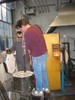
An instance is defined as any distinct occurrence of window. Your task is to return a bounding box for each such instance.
[7,10,11,23]
[0,5,1,20]
[0,22,4,37]
[2,5,7,21]
[0,4,13,51]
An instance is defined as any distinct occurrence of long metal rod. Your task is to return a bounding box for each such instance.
[61,63,65,90]
[54,92,75,97]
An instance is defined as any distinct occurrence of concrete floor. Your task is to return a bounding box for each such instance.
[20,77,75,100]
[49,71,75,100]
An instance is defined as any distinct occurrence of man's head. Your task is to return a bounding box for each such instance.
[15,19,30,33]
[16,31,23,41]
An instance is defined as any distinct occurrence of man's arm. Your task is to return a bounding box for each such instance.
[6,42,16,52]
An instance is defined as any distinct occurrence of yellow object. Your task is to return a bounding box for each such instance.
[52,44,60,57]
[44,33,61,90]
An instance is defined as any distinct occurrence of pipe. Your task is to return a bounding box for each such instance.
[54,92,75,97]
[20,0,29,9]
[23,0,29,9]
[55,0,59,10]
[44,0,50,12]
[31,0,41,13]
[40,0,47,12]
[70,0,72,3]
[58,0,62,9]
[37,0,44,13]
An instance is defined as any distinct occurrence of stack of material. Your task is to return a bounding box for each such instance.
[0,81,9,100]
[0,53,4,63]
[13,71,34,92]
[13,71,34,99]
[0,51,6,63]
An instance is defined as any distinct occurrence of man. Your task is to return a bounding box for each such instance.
[15,19,49,96]
[6,31,30,71]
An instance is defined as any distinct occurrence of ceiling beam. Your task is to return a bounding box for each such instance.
[0,0,20,4]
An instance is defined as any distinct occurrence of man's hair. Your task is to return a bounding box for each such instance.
[16,30,22,34]
[15,19,29,29]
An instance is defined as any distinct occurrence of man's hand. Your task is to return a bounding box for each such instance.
[6,48,11,54]
[6,48,9,51]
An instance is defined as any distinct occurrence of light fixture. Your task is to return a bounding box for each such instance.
[52,44,60,58]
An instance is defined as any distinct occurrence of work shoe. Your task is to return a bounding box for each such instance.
[32,89,43,96]
[43,88,50,93]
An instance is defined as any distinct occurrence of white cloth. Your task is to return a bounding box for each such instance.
[4,54,16,74]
